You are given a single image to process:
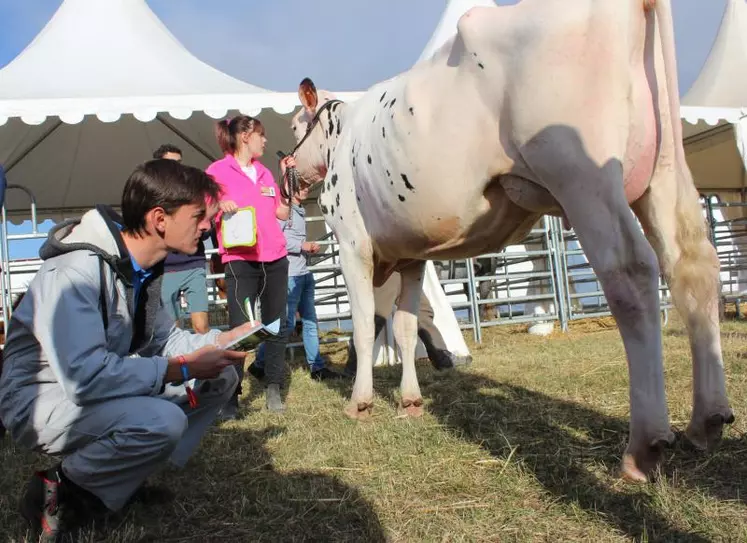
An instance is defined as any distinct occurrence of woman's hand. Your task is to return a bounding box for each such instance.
[279,156,297,177]
[219,200,239,214]
[302,241,321,254]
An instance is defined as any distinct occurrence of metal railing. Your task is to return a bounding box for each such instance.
[4,189,745,351]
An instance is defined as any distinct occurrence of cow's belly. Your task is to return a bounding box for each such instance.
[363,181,536,262]
[623,71,658,205]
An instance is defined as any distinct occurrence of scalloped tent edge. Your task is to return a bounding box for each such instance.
[0,0,363,221]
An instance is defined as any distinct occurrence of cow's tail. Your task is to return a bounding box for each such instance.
[648,0,719,313]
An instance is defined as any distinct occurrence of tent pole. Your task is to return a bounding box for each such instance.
[5,120,64,173]
[156,114,218,163]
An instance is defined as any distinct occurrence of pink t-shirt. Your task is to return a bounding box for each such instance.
[206,155,288,264]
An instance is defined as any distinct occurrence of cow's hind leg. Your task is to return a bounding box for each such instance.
[339,244,377,420]
[525,132,674,481]
[633,165,734,452]
[393,262,427,417]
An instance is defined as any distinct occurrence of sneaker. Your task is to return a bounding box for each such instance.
[19,466,97,542]
[311,367,346,381]
[265,384,285,413]
[247,362,265,381]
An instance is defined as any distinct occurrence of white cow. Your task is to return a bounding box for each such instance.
[288,0,733,482]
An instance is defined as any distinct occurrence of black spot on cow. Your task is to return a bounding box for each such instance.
[321,204,329,215]
[472,52,477,57]
[326,148,330,165]
[325,182,330,192]
[352,156,356,168]
[398,195,406,202]
[409,107,414,115]
[336,193,340,207]
[401,173,414,191]
[330,205,335,215]
[331,173,338,186]
[367,155,372,164]
[388,99,397,108]
[382,127,386,138]
[390,180,394,186]
[386,169,391,177]
[336,118,341,136]
[380,92,387,102]
[328,114,335,137]
[331,102,340,113]
[478,62,485,70]
[372,115,376,124]
[356,195,361,202]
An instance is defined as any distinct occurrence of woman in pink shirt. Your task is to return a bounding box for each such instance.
[206,115,295,417]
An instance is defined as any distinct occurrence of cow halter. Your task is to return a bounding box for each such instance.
[277,98,344,223]
[288,99,345,157]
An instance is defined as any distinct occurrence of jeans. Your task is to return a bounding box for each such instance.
[257,272,324,372]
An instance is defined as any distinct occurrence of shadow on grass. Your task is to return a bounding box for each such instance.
[322,363,744,543]
[0,424,386,543]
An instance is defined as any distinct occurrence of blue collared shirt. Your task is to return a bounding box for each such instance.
[114,223,152,306]
[129,254,152,307]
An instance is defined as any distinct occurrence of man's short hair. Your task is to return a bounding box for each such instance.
[121,159,222,236]
[152,144,182,159]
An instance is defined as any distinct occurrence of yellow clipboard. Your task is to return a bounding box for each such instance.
[221,206,257,248]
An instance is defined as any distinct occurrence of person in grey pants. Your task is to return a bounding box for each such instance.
[0,160,256,542]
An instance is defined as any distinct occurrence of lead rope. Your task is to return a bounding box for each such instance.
[277,151,298,227]
[277,98,345,229]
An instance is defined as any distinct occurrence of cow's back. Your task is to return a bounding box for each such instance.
[340,0,676,260]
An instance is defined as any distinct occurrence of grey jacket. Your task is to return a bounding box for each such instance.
[0,205,220,432]
[280,203,311,277]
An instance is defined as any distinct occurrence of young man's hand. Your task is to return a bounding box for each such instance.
[215,321,262,349]
[166,345,245,382]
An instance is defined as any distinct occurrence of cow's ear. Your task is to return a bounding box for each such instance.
[299,77,318,112]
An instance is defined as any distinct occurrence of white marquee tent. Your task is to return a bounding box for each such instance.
[681,0,747,194]
[680,0,747,295]
[0,0,361,224]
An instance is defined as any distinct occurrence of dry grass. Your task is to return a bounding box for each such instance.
[2,313,747,542]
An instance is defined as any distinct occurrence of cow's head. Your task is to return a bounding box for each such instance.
[290,78,342,186]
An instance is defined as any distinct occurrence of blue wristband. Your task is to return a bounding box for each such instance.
[179,358,190,382]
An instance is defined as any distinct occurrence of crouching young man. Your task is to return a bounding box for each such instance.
[0,159,257,541]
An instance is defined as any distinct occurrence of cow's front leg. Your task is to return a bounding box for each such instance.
[393,262,426,417]
[338,242,377,420]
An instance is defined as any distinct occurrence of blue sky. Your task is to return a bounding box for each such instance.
[0,0,730,258]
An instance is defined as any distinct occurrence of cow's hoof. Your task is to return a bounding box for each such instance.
[344,400,373,420]
[620,434,674,482]
[397,397,424,418]
[684,409,735,451]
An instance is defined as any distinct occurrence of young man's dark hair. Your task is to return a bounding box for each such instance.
[152,143,182,160]
[121,159,222,236]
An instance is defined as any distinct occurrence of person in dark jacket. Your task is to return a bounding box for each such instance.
[154,145,211,334]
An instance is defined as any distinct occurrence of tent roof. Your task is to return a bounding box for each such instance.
[0,0,315,222]
[0,0,299,125]
[682,0,747,108]
[416,0,496,64]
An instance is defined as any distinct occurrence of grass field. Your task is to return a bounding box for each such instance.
[1,312,746,542]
